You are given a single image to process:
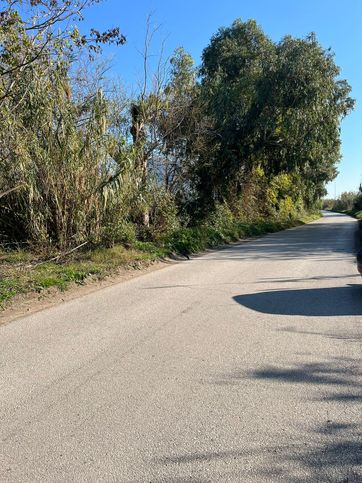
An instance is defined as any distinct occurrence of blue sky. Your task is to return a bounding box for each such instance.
[83,0,362,197]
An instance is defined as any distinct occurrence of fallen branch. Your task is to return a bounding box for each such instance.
[29,241,89,267]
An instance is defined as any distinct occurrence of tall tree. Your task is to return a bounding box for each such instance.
[198,19,276,208]
[196,19,354,213]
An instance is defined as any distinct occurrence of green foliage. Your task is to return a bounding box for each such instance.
[0,7,353,307]
[321,198,335,210]
[0,278,20,306]
[166,209,318,256]
[0,0,132,249]
[325,191,359,212]
[267,173,304,219]
[100,221,137,248]
[322,185,362,218]
[196,19,353,215]
[354,184,362,211]
[333,192,359,212]
[148,188,181,240]
[0,63,121,247]
[0,243,165,306]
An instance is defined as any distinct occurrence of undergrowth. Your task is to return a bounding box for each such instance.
[0,212,320,309]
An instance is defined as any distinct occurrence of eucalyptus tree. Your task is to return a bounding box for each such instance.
[197,19,276,210]
[260,34,354,207]
[155,47,201,209]
[197,19,354,214]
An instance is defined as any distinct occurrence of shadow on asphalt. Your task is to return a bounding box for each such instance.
[256,274,360,284]
[248,360,362,390]
[151,214,362,482]
[246,358,362,481]
[196,213,358,262]
[158,357,362,481]
[277,326,362,342]
[233,284,362,316]
[154,439,362,482]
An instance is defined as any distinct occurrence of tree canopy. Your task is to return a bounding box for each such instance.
[196,20,354,213]
[0,10,355,248]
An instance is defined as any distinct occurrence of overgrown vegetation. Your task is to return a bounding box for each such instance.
[0,212,319,307]
[323,186,362,219]
[0,1,354,307]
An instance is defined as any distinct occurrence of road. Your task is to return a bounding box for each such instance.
[1,212,361,482]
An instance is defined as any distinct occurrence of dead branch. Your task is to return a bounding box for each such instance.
[28,241,89,267]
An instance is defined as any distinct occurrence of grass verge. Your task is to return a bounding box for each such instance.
[343,209,362,220]
[0,212,320,309]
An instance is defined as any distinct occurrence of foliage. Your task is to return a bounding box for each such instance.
[0,7,354,288]
[323,191,360,212]
[354,184,362,211]
[196,20,353,215]
[165,208,320,256]
[0,1,135,248]
[100,221,137,248]
[0,57,137,248]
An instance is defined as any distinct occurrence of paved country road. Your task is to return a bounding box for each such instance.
[1,212,362,482]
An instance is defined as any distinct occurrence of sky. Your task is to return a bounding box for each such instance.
[81,0,362,198]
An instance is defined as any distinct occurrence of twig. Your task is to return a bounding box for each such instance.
[28,241,89,267]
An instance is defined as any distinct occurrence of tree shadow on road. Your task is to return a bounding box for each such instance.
[233,285,362,316]
[245,358,362,481]
[154,357,362,482]
[256,274,360,284]
[278,325,362,342]
[214,357,362,399]
[199,215,358,262]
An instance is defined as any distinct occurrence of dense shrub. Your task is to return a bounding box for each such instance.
[0,7,352,252]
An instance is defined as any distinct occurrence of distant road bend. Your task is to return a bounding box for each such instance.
[1,212,361,482]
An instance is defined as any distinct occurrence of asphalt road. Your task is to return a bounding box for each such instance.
[1,212,362,482]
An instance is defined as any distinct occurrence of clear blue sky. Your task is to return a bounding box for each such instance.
[83,0,361,198]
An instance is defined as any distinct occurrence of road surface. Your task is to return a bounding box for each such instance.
[1,212,361,482]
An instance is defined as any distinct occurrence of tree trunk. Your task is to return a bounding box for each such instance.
[131,103,150,227]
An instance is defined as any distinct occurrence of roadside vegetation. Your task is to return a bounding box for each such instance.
[0,213,320,307]
[323,187,362,219]
[0,1,353,308]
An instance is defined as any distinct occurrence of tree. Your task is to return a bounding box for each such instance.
[197,19,276,209]
[0,0,125,82]
[260,33,354,207]
[353,183,362,211]
[157,48,198,201]
[129,24,200,228]
[196,19,354,215]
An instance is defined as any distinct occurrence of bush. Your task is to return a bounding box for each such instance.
[166,227,206,254]
[148,188,181,241]
[100,221,137,248]
[333,191,358,212]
